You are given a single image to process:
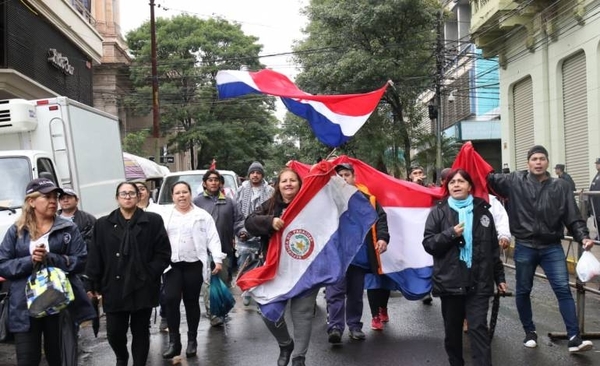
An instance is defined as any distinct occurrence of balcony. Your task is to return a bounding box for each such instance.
[26,0,104,64]
[470,0,538,57]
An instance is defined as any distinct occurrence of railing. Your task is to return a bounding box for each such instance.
[70,0,96,27]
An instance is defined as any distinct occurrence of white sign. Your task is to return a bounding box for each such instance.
[47,48,75,75]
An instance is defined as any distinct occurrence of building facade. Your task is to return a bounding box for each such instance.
[0,0,103,103]
[471,0,600,188]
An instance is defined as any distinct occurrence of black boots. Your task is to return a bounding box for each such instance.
[162,333,182,359]
[277,340,294,366]
[185,332,198,358]
[292,356,306,366]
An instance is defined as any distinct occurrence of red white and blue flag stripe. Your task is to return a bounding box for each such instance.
[216,69,388,147]
[289,157,444,300]
[236,162,378,322]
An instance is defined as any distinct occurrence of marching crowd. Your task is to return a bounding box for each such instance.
[0,144,598,366]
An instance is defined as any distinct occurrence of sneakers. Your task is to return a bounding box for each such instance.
[349,329,366,340]
[568,335,593,353]
[328,328,342,344]
[242,296,251,306]
[378,307,389,323]
[523,331,538,348]
[371,316,384,331]
[210,316,224,327]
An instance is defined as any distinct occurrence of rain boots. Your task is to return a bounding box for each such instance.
[162,333,182,359]
[185,332,198,358]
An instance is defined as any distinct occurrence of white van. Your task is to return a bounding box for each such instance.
[156,169,240,205]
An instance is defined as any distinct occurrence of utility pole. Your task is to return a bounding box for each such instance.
[434,9,444,183]
[150,0,160,139]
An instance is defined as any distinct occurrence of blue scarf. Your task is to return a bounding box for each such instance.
[447,195,474,268]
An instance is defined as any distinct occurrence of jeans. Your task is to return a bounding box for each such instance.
[325,265,366,333]
[514,242,579,338]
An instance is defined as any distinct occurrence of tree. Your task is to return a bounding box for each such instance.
[292,0,441,176]
[125,15,278,174]
[412,132,460,181]
[122,130,150,156]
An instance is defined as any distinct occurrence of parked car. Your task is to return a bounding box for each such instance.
[156,169,240,205]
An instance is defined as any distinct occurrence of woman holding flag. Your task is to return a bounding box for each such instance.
[245,167,314,366]
[422,169,507,366]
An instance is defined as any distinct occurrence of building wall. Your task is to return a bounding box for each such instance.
[499,1,600,183]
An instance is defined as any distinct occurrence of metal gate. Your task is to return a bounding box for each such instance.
[513,77,534,170]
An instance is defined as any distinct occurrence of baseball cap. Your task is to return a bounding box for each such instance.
[335,163,354,173]
[26,178,63,195]
[61,188,78,198]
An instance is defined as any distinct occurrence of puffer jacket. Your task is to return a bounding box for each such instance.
[423,197,505,297]
[488,171,588,246]
[0,218,96,332]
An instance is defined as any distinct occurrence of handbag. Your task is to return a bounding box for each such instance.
[25,263,74,318]
[0,291,9,342]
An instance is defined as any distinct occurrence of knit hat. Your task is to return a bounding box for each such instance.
[247,161,265,176]
[527,145,548,160]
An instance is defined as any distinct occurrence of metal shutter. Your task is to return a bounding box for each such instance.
[513,77,534,170]
[563,51,588,189]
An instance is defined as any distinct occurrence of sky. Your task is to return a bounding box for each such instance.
[118,0,308,81]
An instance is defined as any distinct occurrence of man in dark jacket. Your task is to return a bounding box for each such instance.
[325,163,389,343]
[488,145,594,353]
[554,164,576,192]
[193,170,244,326]
[58,188,96,248]
[589,158,600,233]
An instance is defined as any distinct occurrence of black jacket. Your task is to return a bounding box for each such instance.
[353,192,389,274]
[58,209,96,249]
[85,208,171,313]
[244,199,286,257]
[488,171,588,246]
[423,197,505,297]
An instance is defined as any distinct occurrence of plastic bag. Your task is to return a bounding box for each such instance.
[209,275,235,318]
[26,265,74,318]
[576,251,600,282]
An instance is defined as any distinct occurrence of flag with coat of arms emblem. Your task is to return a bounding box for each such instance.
[236,161,378,322]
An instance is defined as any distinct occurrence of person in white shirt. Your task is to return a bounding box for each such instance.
[160,181,225,360]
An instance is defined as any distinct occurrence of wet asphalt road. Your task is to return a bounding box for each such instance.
[2,267,600,366]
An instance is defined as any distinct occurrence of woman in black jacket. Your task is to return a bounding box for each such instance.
[86,182,171,366]
[423,169,507,366]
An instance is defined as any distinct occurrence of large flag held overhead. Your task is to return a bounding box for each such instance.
[451,141,494,201]
[236,162,378,322]
[216,69,388,147]
[289,157,443,300]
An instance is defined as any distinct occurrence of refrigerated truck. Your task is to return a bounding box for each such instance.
[0,97,126,240]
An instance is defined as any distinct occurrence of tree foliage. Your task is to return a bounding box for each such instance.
[125,15,278,174]
[288,0,441,176]
[122,130,150,156]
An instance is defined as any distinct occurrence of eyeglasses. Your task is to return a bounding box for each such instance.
[118,191,138,198]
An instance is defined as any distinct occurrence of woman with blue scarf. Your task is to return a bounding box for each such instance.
[423,169,507,366]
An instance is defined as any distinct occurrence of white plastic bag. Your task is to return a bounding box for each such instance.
[576,251,600,282]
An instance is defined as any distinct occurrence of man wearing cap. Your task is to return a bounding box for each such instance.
[554,164,576,192]
[588,159,600,232]
[487,145,594,353]
[193,169,244,326]
[235,161,274,306]
[325,163,389,343]
[57,188,96,249]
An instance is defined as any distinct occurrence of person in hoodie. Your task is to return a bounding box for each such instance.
[423,169,507,366]
[324,163,389,343]
[0,178,95,366]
